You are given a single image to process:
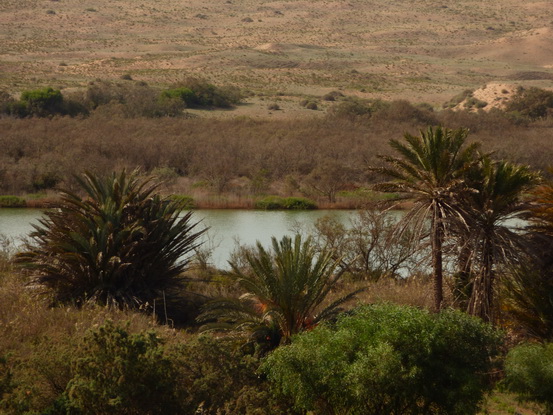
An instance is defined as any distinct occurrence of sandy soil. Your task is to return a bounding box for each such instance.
[1,0,553,116]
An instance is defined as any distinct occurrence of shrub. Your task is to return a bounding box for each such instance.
[16,170,206,314]
[19,87,64,117]
[322,91,344,101]
[328,97,387,118]
[282,196,317,210]
[169,194,195,209]
[255,196,316,210]
[161,87,197,107]
[506,86,553,120]
[170,334,298,414]
[0,196,26,207]
[504,342,553,414]
[174,78,243,108]
[263,303,502,415]
[64,320,182,415]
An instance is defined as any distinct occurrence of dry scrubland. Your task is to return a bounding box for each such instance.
[1,111,553,206]
[1,0,553,114]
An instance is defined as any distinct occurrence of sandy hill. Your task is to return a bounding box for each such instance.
[1,0,553,114]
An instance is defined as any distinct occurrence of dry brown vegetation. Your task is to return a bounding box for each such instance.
[1,108,552,207]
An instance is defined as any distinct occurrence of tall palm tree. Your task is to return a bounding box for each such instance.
[463,157,539,322]
[16,170,205,312]
[199,234,362,346]
[374,126,480,311]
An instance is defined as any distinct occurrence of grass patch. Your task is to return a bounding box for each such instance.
[169,194,195,209]
[0,196,26,208]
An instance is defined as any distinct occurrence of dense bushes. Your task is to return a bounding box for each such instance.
[0,312,295,415]
[0,78,243,119]
[263,303,503,415]
[63,321,181,415]
[506,86,553,120]
[504,342,553,414]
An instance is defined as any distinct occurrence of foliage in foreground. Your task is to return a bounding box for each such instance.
[16,170,205,315]
[504,342,553,415]
[263,303,503,415]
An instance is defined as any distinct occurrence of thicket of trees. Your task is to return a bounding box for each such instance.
[1,100,553,201]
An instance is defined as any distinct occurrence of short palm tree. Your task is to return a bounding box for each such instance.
[16,170,205,311]
[199,234,362,346]
[374,126,480,310]
[463,157,539,322]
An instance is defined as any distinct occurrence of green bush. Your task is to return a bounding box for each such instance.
[263,303,502,415]
[161,87,197,107]
[172,78,243,108]
[169,194,195,209]
[504,342,553,414]
[0,196,26,207]
[255,196,316,210]
[20,87,64,117]
[282,197,317,210]
[64,320,182,415]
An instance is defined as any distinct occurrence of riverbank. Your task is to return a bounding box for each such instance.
[1,191,407,211]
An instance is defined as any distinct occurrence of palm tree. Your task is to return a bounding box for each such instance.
[199,234,362,346]
[16,170,205,312]
[374,126,480,311]
[502,175,553,336]
[463,157,539,322]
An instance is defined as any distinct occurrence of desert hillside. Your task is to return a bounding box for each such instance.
[1,0,553,113]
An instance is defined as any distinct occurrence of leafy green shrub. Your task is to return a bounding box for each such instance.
[161,87,197,107]
[255,196,286,209]
[64,320,181,415]
[169,194,195,209]
[16,170,205,314]
[255,196,316,210]
[504,342,553,414]
[263,303,502,415]
[282,197,316,210]
[20,87,64,117]
[0,196,26,207]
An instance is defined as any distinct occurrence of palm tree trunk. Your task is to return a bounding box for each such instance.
[431,205,444,311]
[468,237,494,322]
[455,235,473,308]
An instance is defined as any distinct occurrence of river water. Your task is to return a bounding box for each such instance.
[0,208,357,269]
